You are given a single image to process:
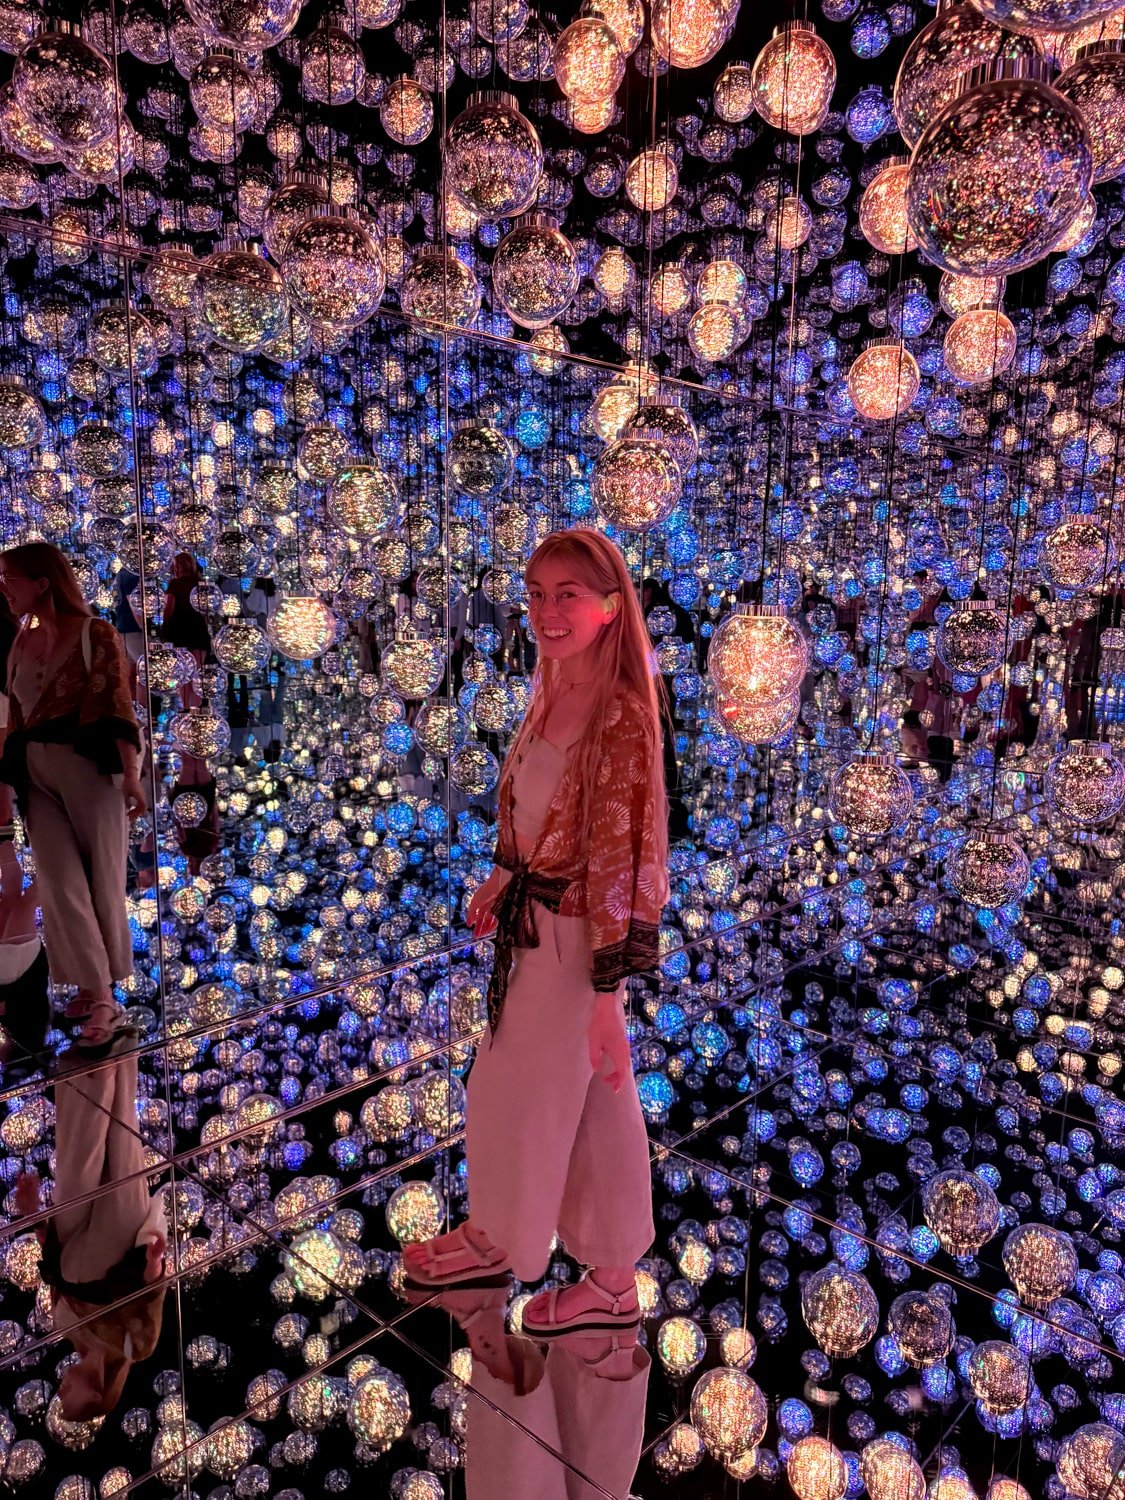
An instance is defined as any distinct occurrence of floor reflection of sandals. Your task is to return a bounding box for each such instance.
[72,1001,139,1060]
[521,1275,642,1340]
[438,1286,546,1394]
[402,1223,514,1292]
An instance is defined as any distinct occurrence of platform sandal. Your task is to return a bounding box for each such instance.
[521,1274,641,1340]
[402,1222,513,1292]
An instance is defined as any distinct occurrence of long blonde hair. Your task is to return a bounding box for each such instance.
[0,542,91,619]
[505,527,669,866]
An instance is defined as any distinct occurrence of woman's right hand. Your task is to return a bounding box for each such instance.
[466,867,505,939]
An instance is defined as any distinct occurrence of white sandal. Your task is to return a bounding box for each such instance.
[403,1223,513,1291]
[522,1274,641,1339]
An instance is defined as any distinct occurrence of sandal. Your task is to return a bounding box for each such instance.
[402,1222,513,1292]
[521,1274,641,1340]
[73,1000,138,1059]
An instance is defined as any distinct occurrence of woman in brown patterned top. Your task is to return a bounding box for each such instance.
[0,543,144,1056]
[404,528,670,1342]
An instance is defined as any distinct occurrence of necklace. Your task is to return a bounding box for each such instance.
[559,676,595,689]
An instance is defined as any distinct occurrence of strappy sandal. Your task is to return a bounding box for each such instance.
[521,1275,642,1340]
[402,1223,513,1292]
[73,1000,138,1059]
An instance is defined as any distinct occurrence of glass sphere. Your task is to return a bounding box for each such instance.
[448,423,514,497]
[922,1167,1001,1254]
[975,0,1122,37]
[847,340,920,422]
[906,72,1093,276]
[263,174,329,260]
[565,94,617,133]
[801,1263,879,1357]
[987,1483,1033,1500]
[141,244,199,313]
[717,689,801,746]
[382,633,446,699]
[492,215,579,330]
[1056,43,1125,182]
[281,211,385,330]
[348,1370,411,1447]
[943,308,1017,384]
[594,245,638,308]
[380,77,433,146]
[949,831,1030,909]
[1002,1222,1079,1306]
[860,1440,925,1500]
[329,464,400,538]
[764,195,813,251]
[529,324,570,373]
[967,1340,1031,1414]
[936,601,1006,675]
[444,91,543,221]
[195,244,287,353]
[688,303,746,363]
[554,17,624,103]
[697,258,747,306]
[626,398,698,471]
[190,51,256,131]
[0,378,43,449]
[212,620,270,673]
[830,753,914,838]
[592,431,681,532]
[400,248,481,329]
[625,144,679,212]
[859,158,917,255]
[939,270,1006,317]
[689,1367,767,1460]
[88,302,158,378]
[651,0,732,68]
[787,1436,847,1500]
[170,707,231,759]
[449,742,500,795]
[184,0,302,49]
[656,1316,707,1376]
[1056,1424,1125,1500]
[13,27,116,152]
[71,421,126,476]
[301,26,364,105]
[1045,741,1125,826]
[710,606,809,702]
[887,1289,955,1367]
[751,22,836,135]
[267,595,338,661]
[714,60,755,121]
[298,423,352,481]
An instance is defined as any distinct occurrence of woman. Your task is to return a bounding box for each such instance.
[404,528,669,1340]
[0,543,144,1054]
[159,552,211,709]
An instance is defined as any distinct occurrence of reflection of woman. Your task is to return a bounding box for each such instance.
[0,544,144,1054]
[405,529,668,1341]
[160,552,211,709]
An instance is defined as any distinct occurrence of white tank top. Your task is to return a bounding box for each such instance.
[510,730,570,858]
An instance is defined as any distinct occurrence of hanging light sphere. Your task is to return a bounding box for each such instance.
[1002,1222,1079,1305]
[1055,43,1125,182]
[195,243,287,353]
[593,245,638,309]
[71,421,127,477]
[1045,741,1125,826]
[830,754,914,838]
[301,25,365,105]
[383,634,447,700]
[975,0,1122,36]
[847,339,920,422]
[887,1289,955,1367]
[1056,1424,1125,1500]
[714,60,755,121]
[13,27,116,152]
[717,689,802,746]
[625,143,679,212]
[698,259,747,306]
[922,1168,1002,1255]
[592,431,682,533]
[688,303,746,363]
[859,158,918,255]
[986,1483,1033,1500]
[329,464,400,539]
[565,94,618,134]
[184,0,302,49]
[448,423,514,497]
[967,1340,1031,1415]
[943,308,1018,384]
[764,196,813,251]
[554,17,625,103]
[141,244,199,313]
[400,248,481,330]
[649,263,692,318]
[939,271,1007,318]
[281,210,385,331]
[860,1440,926,1500]
[787,1436,848,1500]
[88,302,158,377]
[380,77,434,146]
[263,173,329,261]
[936,600,1007,676]
[626,397,698,472]
[1052,187,1098,249]
[445,92,543,221]
[170,706,231,760]
[212,619,270,673]
[801,1263,879,1358]
[689,1368,767,1460]
[906,67,1093,276]
[298,423,352,481]
[949,830,1030,909]
[267,596,338,662]
[0,378,44,449]
[751,22,836,135]
[651,0,731,68]
[492,214,580,330]
[710,605,809,703]
[190,50,256,131]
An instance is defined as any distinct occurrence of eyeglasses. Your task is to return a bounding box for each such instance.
[526,589,606,612]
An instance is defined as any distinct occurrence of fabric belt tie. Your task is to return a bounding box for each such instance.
[485,862,570,1035]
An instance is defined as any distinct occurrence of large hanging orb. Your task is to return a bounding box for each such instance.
[190,50,256,131]
[184,0,303,50]
[939,270,1006,318]
[301,25,365,105]
[710,606,809,703]
[298,423,352,481]
[887,1289,955,1367]
[787,1436,848,1500]
[1056,1424,1125,1500]
[688,1367,767,1460]
[380,76,434,145]
[625,143,679,212]
[400,249,481,330]
[267,595,338,661]
[949,831,1030,909]
[492,215,579,330]
[0,378,44,449]
[263,173,329,260]
[170,707,231,759]
[554,17,625,103]
[687,303,746,363]
[943,308,1017,384]
[975,0,1122,34]
[591,431,681,532]
[72,421,127,476]
[195,244,287,353]
[383,634,447,699]
[651,0,732,68]
[751,22,836,136]
[922,1168,1001,1255]
[936,601,1006,676]
[349,1370,411,1447]
[847,339,920,422]
[13,27,116,153]
[448,423,514,497]
[860,1440,926,1500]
[1045,741,1125,826]
[801,1263,879,1357]
[713,60,755,122]
[449,742,501,795]
[717,689,801,746]
[830,754,914,838]
[88,302,158,378]
[906,70,1093,276]
[1002,1222,1079,1305]
[1055,41,1125,181]
[626,397,698,472]
[281,210,385,331]
[329,464,400,538]
[212,619,270,673]
[444,91,543,221]
[859,158,917,255]
[967,1341,1032,1415]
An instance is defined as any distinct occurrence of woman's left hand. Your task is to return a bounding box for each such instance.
[588,991,631,1094]
[123,774,147,820]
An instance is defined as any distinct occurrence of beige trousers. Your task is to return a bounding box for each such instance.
[25,743,132,990]
[466,904,655,1283]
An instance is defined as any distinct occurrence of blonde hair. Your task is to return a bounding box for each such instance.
[0,542,91,618]
[505,526,669,866]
